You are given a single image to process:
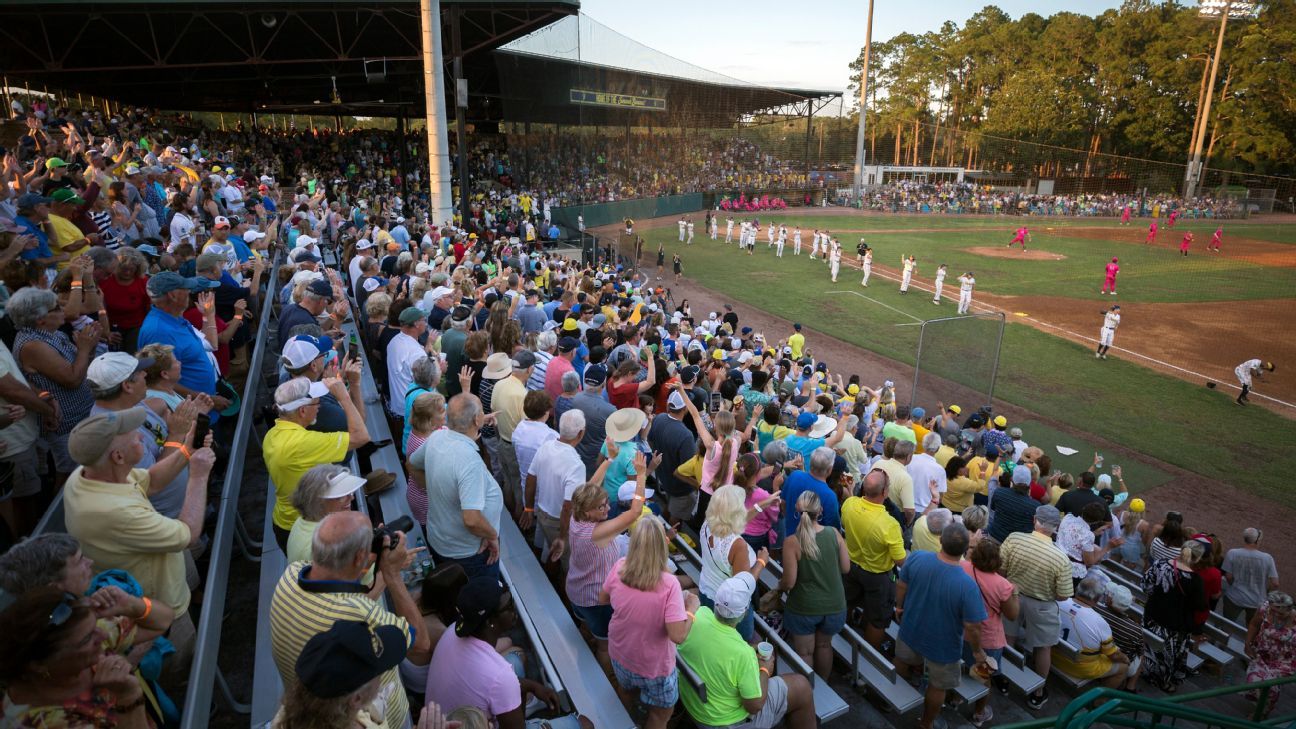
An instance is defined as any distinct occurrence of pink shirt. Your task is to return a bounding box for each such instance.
[961,561,1015,650]
[567,519,620,607]
[425,626,522,720]
[544,354,574,400]
[601,558,688,678]
[743,487,780,537]
[699,436,740,495]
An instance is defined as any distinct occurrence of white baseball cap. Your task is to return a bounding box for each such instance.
[356,238,374,250]
[616,481,655,503]
[296,235,318,247]
[324,470,367,499]
[243,229,266,242]
[713,572,756,618]
[362,278,382,292]
[87,352,154,390]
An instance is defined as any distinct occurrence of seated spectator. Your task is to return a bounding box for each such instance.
[911,507,953,554]
[425,577,561,729]
[1095,583,1144,692]
[285,464,367,563]
[263,376,370,548]
[398,563,469,697]
[776,490,849,678]
[61,409,215,667]
[269,511,431,729]
[1058,501,1124,585]
[1052,576,1130,688]
[0,336,52,538]
[137,343,186,414]
[678,572,817,729]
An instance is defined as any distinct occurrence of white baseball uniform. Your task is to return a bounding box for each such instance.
[957,274,975,314]
[901,258,915,292]
[933,268,947,303]
[1100,309,1120,347]
[861,250,873,286]
[793,229,802,254]
[687,221,695,244]
[1236,358,1263,387]
[725,218,734,242]
[830,246,841,282]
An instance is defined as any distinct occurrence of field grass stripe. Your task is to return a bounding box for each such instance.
[822,290,925,323]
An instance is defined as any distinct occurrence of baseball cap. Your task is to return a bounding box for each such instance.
[294,620,408,699]
[583,363,608,387]
[136,244,160,258]
[323,470,367,499]
[666,390,687,411]
[296,234,318,247]
[1129,498,1146,513]
[947,404,962,415]
[983,443,1000,459]
[1009,427,1023,438]
[562,318,579,332]
[455,577,510,637]
[793,322,802,331]
[87,352,155,390]
[213,216,231,229]
[847,384,860,395]
[44,157,69,169]
[616,481,655,503]
[244,229,267,242]
[291,247,321,264]
[510,350,536,370]
[1105,584,1134,612]
[15,192,52,209]
[49,188,85,206]
[428,286,455,301]
[275,378,330,412]
[146,272,219,296]
[398,307,426,325]
[713,572,756,619]
[450,305,472,323]
[355,238,374,250]
[678,365,700,385]
[1034,504,1062,528]
[993,415,1008,428]
[282,335,334,369]
[362,278,382,293]
[558,336,580,353]
[306,278,335,299]
[911,407,925,420]
[67,408,148,466]
[1011,465,1032,485]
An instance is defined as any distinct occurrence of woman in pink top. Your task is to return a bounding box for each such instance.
[961,538,1019,727]
[405,391,446,525]
[566,446,655,674]
[733,452,784,551]
[599,516,700,728]
[675,381,741,494]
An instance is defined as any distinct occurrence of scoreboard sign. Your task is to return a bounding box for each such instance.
[569,89,666,111]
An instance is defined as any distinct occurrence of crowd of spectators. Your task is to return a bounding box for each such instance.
[854,180,1243,219]
[0,97,1290,729]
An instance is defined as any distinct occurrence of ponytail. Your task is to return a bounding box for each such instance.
[708,435,735,493]
[795,490,822,561]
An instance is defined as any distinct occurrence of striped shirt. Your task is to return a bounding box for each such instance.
[1001,531,1074,602]
[566,519,619,608]
[269,561,413,729]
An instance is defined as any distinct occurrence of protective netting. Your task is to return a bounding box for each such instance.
[909,313,1006,414]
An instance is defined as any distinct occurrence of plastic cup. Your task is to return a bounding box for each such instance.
[756,641,774,661]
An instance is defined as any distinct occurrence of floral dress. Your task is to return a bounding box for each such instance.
[1245,602,1296,715]
[1141,558,1205,691]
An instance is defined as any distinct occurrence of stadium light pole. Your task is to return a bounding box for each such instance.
[420,0,454,226]
[851,0,876,206]
[1183,0,1258,199]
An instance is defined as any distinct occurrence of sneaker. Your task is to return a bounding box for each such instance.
[1027,689,1049,711]
[991,674,1011,696]
[1096,352,1102,358]
[971,707,994,727]
[1102,354,1108,360]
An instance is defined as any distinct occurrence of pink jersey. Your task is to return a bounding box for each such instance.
[1180,234,1192,250]
[1121,207,1131,222]
[1149,222,1158,233]
[1012,227,1027,242]
[1212,229,1223,244]
[1105,263,1119,279]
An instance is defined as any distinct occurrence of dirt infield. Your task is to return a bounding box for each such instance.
[1055,226,1296,268]
[965,246,1067,261]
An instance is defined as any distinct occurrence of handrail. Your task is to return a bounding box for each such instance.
[180,238,285,727]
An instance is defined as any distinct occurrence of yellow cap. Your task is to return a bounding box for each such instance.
[562,318,578,331]
[847,384,860,395]
[993,415,1007,427]
[712,349,725,361]
[948,405,961,415]
[1129,498,1146,513]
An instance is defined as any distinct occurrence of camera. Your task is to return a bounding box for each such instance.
[372,515,414,554]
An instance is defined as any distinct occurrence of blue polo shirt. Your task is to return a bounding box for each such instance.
[782,470,840,536]
[228,234,252,263]
[138,307,217,397]
[15,215,55,262]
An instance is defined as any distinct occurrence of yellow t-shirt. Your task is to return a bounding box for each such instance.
[48,214,88,268]
[841,496,906,573]
[873,457,914,512]
[788,332,805,360]
[62,467,193,613]
[263,420,350,529]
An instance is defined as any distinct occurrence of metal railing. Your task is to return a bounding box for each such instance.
[999,677,1296,729]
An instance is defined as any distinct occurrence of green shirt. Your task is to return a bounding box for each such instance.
[678,608,761,726]
[785,526,847,617]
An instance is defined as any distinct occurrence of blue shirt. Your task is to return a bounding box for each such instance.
[228,234,252,263]
[783,434,825,471]
[897,551,987,663]
[782,470,840,536]
[391,225,411,246]
[598,440,638,503]
[138,308,216,396]
[15,215,54,261]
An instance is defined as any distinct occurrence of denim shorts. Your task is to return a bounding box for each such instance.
[611,659,679,708]
[572,603,614,641]
[961,643,1004,676]
[782,609,847,637]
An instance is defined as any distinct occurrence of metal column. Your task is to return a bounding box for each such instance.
[451,6,472,228]
[419,0,454,226]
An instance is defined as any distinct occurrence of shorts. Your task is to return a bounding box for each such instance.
[1015,594,1062,650]
[961,643,1004,676]
[667,491,700,523]
[844,564,895,629]
[0,446,40,499]
[40,431,77,475]
[782,609,847,637]
[611,659,679,708]
[895,638,961,690]
[572,603,613,641]
[697,675,789,729]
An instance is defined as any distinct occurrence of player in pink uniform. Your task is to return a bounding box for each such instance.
[1168,209,1179,228]
[1121,205,1132,225]
[1008,226,1030,249]
[1179,231,1193,256]
[1102,257,1120,295]
[1209,227,1223,253]
[1145,221,1158,244]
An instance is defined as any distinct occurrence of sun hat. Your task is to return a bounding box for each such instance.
[483,352,512,379]
[606,408,647,442]
[323,470,367,499]
[808,415,837,439]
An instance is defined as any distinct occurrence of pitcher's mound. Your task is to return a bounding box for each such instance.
[966,246,1067,261]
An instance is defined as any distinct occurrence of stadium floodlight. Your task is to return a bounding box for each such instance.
[851,0,876,206]
[1184,0,1262,198]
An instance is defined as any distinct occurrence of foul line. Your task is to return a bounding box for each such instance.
[762,244,1296,410]
[822,289,924,323]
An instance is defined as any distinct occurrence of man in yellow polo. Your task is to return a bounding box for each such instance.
[842,469,906,651]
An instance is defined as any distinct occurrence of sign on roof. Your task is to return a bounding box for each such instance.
[569,89,666,111]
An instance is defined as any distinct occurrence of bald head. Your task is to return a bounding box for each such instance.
[311,511,371,574]
[862,469,888,501]
[446,393,483,435]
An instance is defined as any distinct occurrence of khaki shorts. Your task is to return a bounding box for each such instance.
[697,675,789,729]
[1015,594,1062,650]
[0,446,40,499]
[667,491,699,523]
[895,638,962,690]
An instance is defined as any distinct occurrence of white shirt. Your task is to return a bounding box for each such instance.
[528,439,586,518]
[385,332,425,415]
[906,452,948,512]
[1057,514,1098,579]
[1057,598,1113,654]
[1236,358,1262,385]
[1103,311,1121,329]
[1011,438,1029,463]
[512,420,559,495]
[959,275,975,292]
[349,254,371,298]
[169,211,195,251]
[935,269,947,284]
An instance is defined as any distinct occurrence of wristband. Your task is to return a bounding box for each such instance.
[632,495,645,503]
[759,667,771,676]
[686,611,696,620]
[233,314,244,321]
[523,507,534,513]
[163,441,192,458]
[70,282,83,289]
[138,597,152,621]
[116,696,146,713]
[756,558,767,568]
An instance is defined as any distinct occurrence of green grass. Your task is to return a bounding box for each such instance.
[655,219,1296,508]
[1012,420,1172,492]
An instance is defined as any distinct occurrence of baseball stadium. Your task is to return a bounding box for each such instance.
[0,1,1294,729]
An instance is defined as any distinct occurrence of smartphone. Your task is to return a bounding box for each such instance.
[348,332,360,360]
[192,413,211,448]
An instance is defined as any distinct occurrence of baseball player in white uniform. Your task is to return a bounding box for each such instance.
[767,222,776,247]
[710,216,718,240]
[810,230,820,259]
[957,271,975,313]
[900,256,916,293]
[678,217,686,242]
[933,264,948,304]
[860,247,873,287]
[829,242,842,282]
[793,227,802,255]
[686,220,695,245]
[725,217,734,242]
[1096,305,1120,359]
[1234,359,1276,405]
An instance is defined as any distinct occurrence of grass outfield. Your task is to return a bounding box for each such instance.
[649,225,1296,508]
[693,215,1296,304]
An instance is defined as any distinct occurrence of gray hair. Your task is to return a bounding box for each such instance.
[301,289,326,304]
[1076,576,1105,602]
[922,431,942,455]
[808,446,836,477]
[0,533,81,595]
[559,408,586,439]
[450,314,470,330]
[939,522,971,557]
[446,393,482,434]
[293,464,348,521]
[926,508,952,534]
[1243,527,1262,545]
[116,246,148,274]
[89,379,126,401]
[536,331,557,353]
[412,356,441,390]
[310,514,371,571]
[845,414,859,431]
[87,246,117,270]
[7,287,58,329]
[961,504,989,533]
[560,370,581,394]
[274,377,314,413]
[892,440,916,460]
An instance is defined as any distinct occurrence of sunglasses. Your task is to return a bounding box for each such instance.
[47,592,78,629]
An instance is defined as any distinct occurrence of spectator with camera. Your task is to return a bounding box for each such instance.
[269,510,432,729]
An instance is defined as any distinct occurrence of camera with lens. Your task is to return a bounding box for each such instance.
[372,515,414,554]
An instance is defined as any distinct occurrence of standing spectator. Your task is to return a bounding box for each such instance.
[137,272,227,408]
[1222,527,1280,625]
[1052,577,1130,689]
[543,336,578,400]
[647,389,698,524]
[962,538,1019,726]
[1142,541,1207,693]
[907,432,948,516]
[285,464,366,563]
[987,466,1038,543]
[553,370,581,424]
[400,356,442,452]
[1244,591,1296,718]
[270,511,431,729]
[512,390,558,511]
[1148,510,1188,563]
[387,306,433,421]
[0,337,52,537]
[874,438,916,527]
[910,508,953,554]
[776,490,849,678]
[782,447,837,535]
[599,516,699,729]
[841,468,905,651]
[527,331,556,391]
[99,247,152,353]
[407,394,503,579]
[526,409,586,562]
[699,484,767,642]
[491,350,534,510]
[405,391,447,525]
[1001,504,1072,710]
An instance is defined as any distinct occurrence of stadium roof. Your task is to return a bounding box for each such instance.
[0,0,578,114]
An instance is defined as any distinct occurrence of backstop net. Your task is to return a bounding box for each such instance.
[908,313,1006,417]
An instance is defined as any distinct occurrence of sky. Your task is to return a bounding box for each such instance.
[577,0,1125,96]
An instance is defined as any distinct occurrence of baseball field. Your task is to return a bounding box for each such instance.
[616,211,1296,510]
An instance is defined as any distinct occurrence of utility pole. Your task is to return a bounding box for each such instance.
[851,0,876,206]
[420,0,454,227]
[1184,0,1256,199]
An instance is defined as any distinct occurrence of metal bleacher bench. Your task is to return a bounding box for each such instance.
[250,482,288,727]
